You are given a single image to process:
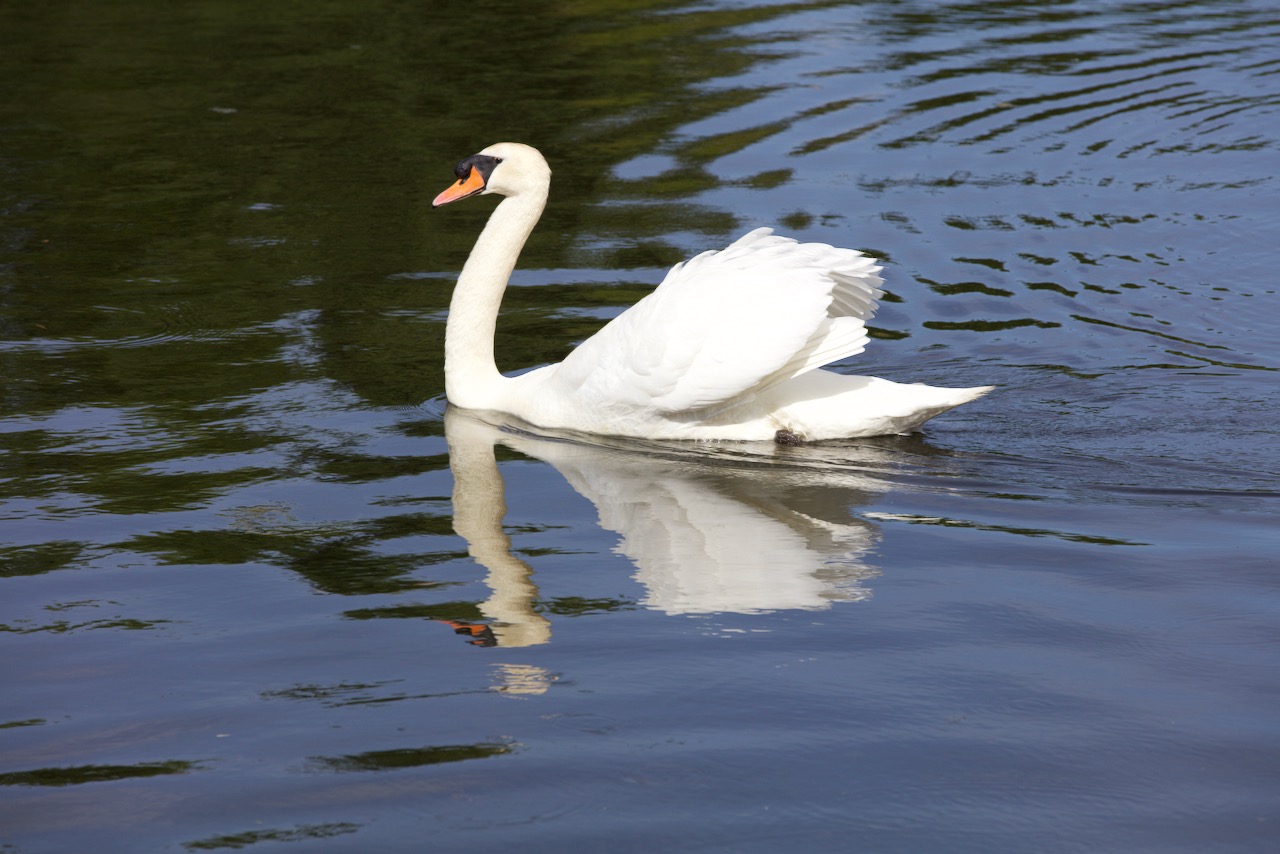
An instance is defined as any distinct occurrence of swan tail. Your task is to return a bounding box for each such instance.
[939,384,996,406]
[888,384,995,434]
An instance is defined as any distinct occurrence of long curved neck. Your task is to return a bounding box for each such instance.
[444,186,547,408]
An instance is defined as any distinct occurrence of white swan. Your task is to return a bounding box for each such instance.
[433,142,992,442]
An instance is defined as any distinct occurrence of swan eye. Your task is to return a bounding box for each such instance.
[453,154,502,184]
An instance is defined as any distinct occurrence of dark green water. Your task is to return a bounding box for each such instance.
[2,1,1278,851]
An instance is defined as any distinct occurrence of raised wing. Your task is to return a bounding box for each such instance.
[549,228,884,415]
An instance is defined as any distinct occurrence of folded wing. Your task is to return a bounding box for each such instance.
[550,228,885,415]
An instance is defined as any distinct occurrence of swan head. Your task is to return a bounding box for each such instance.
[432,142,551,208]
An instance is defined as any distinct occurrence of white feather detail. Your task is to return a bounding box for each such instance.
[550,228,884,415]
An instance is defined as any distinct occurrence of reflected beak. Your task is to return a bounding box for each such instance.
[432,166,486,207]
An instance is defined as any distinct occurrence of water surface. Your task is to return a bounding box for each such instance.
[2,1,1278,851]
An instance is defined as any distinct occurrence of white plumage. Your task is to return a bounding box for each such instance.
[433,142,992,442]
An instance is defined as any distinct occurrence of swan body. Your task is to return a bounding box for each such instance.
[433,142,992,442]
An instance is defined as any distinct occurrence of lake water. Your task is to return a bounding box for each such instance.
[2,0,1278,851]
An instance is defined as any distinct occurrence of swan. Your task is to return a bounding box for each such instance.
[432,142,992,442]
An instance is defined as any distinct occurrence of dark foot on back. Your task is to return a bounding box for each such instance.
[774,428,805,446]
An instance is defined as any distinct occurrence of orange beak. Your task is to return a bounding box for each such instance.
[432,166,486,208]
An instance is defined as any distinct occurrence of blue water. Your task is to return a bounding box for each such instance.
[2,1,1278,851]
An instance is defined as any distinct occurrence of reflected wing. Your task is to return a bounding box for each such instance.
[550,228,884,414]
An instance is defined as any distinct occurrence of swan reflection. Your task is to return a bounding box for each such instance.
[445,408,906,647]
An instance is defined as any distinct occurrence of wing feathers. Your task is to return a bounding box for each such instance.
[551,228,885,416]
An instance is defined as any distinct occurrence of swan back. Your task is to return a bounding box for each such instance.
[549,228,884,416]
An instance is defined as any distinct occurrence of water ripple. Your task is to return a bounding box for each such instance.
[644,0,1280,172]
